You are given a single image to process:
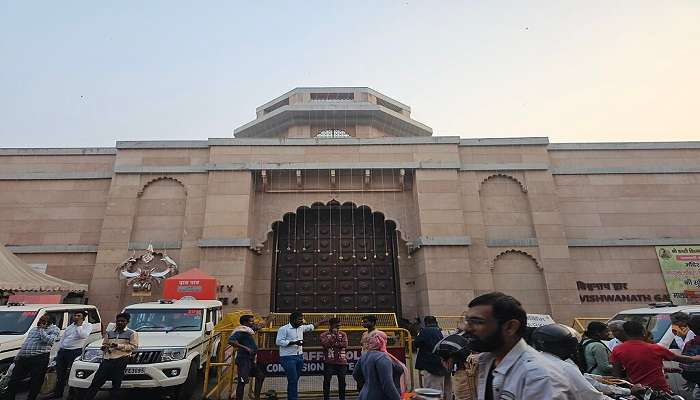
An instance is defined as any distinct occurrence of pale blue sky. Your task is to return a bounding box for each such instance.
[1,1,698,147]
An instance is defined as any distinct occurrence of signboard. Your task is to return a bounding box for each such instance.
[656,245,700,305]
[256,348,406,376]
[526,314,555,327]
[29,263,48,274]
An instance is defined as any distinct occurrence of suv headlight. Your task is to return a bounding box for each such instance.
[82,348,103,363]
[161,347,187,362]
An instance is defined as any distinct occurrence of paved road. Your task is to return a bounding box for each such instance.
[12,373,205,400]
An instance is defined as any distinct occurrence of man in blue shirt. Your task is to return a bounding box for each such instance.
[228,314,266,400]
[6,314,60,400]
[275,312,328,400]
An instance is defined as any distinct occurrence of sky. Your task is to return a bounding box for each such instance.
[1,1,698,148]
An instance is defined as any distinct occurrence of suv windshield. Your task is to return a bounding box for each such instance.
[127,309,203,332]
[0,311,38,335]
[610,313,672,343]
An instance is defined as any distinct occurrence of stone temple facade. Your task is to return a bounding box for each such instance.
[1,87,699,323]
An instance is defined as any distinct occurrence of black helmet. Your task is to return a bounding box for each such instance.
[531,323,578,360]
[433,333,473,363]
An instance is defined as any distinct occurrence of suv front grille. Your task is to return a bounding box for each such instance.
[129,350,162,364]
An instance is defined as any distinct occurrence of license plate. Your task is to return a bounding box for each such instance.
[124,367,145,375]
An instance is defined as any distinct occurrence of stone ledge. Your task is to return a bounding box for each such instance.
[198,238,252,248]
[460,163,549,171]
[114,165,208,174]
[459,137,549,146]
[209,136,460,146]
[552,166,700,175]
[549,141,700,150]
[486,238,539,247]
[567,238,700,247]
[0,171,113,180]
[0,148,116,155]
[116,140,209,149]
[6,244,98,253]
[128,241,181,250]
[414,235,471,247]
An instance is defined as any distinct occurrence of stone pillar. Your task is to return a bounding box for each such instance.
[524,170,580,322]
[413,169,473,316]
[89,174,140,319]
[200,171,255,311]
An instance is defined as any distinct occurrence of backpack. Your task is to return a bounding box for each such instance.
[682,370,700,384]
[576,338,609,373]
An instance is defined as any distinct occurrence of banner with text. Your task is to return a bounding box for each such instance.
[256,348,406,376]
[656,245,700,305]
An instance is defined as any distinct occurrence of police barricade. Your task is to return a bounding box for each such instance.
[255,312,414,399]
[203,310,267,399]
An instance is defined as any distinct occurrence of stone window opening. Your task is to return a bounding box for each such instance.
[315,129,351,138]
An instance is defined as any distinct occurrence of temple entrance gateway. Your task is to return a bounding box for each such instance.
[271,201,401,314]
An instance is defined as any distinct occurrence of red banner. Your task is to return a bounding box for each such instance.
[256,348,406,376]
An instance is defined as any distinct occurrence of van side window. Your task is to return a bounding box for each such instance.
[45,311,65,329]
[206,309,212,324]
[86,309,100,324]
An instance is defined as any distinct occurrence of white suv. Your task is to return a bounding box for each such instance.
[68,299,222,400]
[0,304,102,377]
[610,303,700,398]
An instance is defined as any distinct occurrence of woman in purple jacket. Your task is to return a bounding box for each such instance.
[352,331,407,400]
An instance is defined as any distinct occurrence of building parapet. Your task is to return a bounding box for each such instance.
[6,244,98,253]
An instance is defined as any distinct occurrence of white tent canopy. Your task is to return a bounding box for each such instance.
[0,245,87,292]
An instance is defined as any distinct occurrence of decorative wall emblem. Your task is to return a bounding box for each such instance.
[117,244,178,295]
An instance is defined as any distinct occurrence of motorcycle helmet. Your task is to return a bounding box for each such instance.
[433,333,473,363]
[531,323,578,360]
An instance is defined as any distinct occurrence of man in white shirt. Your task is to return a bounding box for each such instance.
[275,312,328,400]
[465,292,573,399]
[51,310,93,398]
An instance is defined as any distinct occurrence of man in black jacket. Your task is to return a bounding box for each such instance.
[414,316,447,391]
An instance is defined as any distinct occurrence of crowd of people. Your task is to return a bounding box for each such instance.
[4,311,138,400]
[225,293,700,400]
[6,293,700,400]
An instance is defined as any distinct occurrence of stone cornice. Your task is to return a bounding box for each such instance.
[0,171,113,180]
[6,244,98,253]
[0,148,116,155]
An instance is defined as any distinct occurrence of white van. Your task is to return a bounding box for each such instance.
[0,303,102,376]
[610,303,700,398]
[68,299,222,400]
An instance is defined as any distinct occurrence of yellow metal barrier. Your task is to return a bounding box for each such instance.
[255,326,414,398]
[203,310,276,399]
[203,312,415,399]
[571,317,610,333]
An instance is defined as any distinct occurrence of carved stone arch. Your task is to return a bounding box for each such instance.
[254,200,412,249]
[138,176,187,197]
[268,199,402,313]
[479,173,527,193]
[491,249,542,271]
[491,249,550,314]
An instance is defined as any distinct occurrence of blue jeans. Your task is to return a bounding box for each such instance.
[280,355,304,400]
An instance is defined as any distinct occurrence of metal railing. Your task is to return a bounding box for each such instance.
[203,312,414,399]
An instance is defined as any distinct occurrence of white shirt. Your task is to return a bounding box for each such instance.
[675,329,696,349]
[276,323,315,357]
[539,353,609,400]
[59,322,93,350]
[606,338,621,350]
[477,339,573,400]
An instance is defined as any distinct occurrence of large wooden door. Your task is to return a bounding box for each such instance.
[272,202,400,313]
